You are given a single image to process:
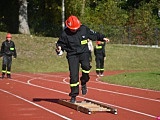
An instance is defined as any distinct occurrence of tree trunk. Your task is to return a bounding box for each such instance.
[19,0,30,34]
[81,0,85,16]
[158,8,160,18]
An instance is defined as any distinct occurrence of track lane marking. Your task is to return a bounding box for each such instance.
[63,78,160,102]
[30,77,160,103]
[31,77,160,103]
[0,89,72,120]
[14,73,159,92]
[9,77,157,119]
[13,73,160,103]
[95,77,160,93]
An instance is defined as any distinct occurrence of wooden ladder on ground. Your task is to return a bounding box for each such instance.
[58,99,117,115]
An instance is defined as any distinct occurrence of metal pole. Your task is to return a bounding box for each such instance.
[62,0,65,30]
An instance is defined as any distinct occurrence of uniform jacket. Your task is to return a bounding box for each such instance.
[0,40,17,58]
[94,41,106,57]
[57,25,106,56]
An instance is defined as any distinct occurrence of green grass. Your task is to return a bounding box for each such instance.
[0,32,160,91]
[105,44,160,71]
[102,44,160,91]
[0,32,68,73]
[101,71,160,91]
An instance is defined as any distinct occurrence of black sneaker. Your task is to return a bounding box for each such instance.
[1,73,5,79]
[70,97,76,103]
[2,72,5,79]
[7,74,11,79]
[1,75,4,79]
[82,84,87,95]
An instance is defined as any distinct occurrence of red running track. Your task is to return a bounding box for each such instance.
[0,71,159,120]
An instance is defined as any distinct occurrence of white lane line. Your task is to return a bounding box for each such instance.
[14,73,159,93]
[63,78,160,102]
[34,77,160,103]
[88,86,160,102]
[63,78,69,84]
[13,73,34,78]
[14,73,66,79]
[95,77,160,93]
[0,89,72,120]
[13,73,160,103]
[33,73,67,79]
[33,77,67,84]
[28,79,157,119]
[13,73,160,104]
[10,78,156,119]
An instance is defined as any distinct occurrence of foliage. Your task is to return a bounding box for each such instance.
[127,0,160,45]
[28,0,62,36]
[0,0,19,33]
[0,0,160,45]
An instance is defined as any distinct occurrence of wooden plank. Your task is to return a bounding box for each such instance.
[84,99,117,114]
[58,99,91,114]
[58,99,117,115]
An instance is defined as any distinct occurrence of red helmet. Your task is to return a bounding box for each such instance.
[96,41,101,45]
[6,33,12,38]
[65,15,81,30]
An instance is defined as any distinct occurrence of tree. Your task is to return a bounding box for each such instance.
[19,0,30,34]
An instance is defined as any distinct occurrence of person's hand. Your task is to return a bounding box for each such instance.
[56,46,63,56]
[104,57,106,60]
[103,38,110,43]
[55,46,61,53]
[56,46,61,52]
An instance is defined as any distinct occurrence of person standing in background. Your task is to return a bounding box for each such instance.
[94,40,109,77]
[0,33,17,79]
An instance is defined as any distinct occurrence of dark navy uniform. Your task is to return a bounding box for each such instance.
[1,40,17,78]
[57,25,106,97]
[94,41,106,76]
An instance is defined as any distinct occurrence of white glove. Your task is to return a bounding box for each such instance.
[58,50,63,56]
[56,46,63,56]
[103,38,110,42]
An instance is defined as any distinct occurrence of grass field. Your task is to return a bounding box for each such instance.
[0,32,160,91]
[102,44,160,91]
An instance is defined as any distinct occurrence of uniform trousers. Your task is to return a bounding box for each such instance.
[95,54,104,75]
[67,52,91,97]
[2,55,12,75]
